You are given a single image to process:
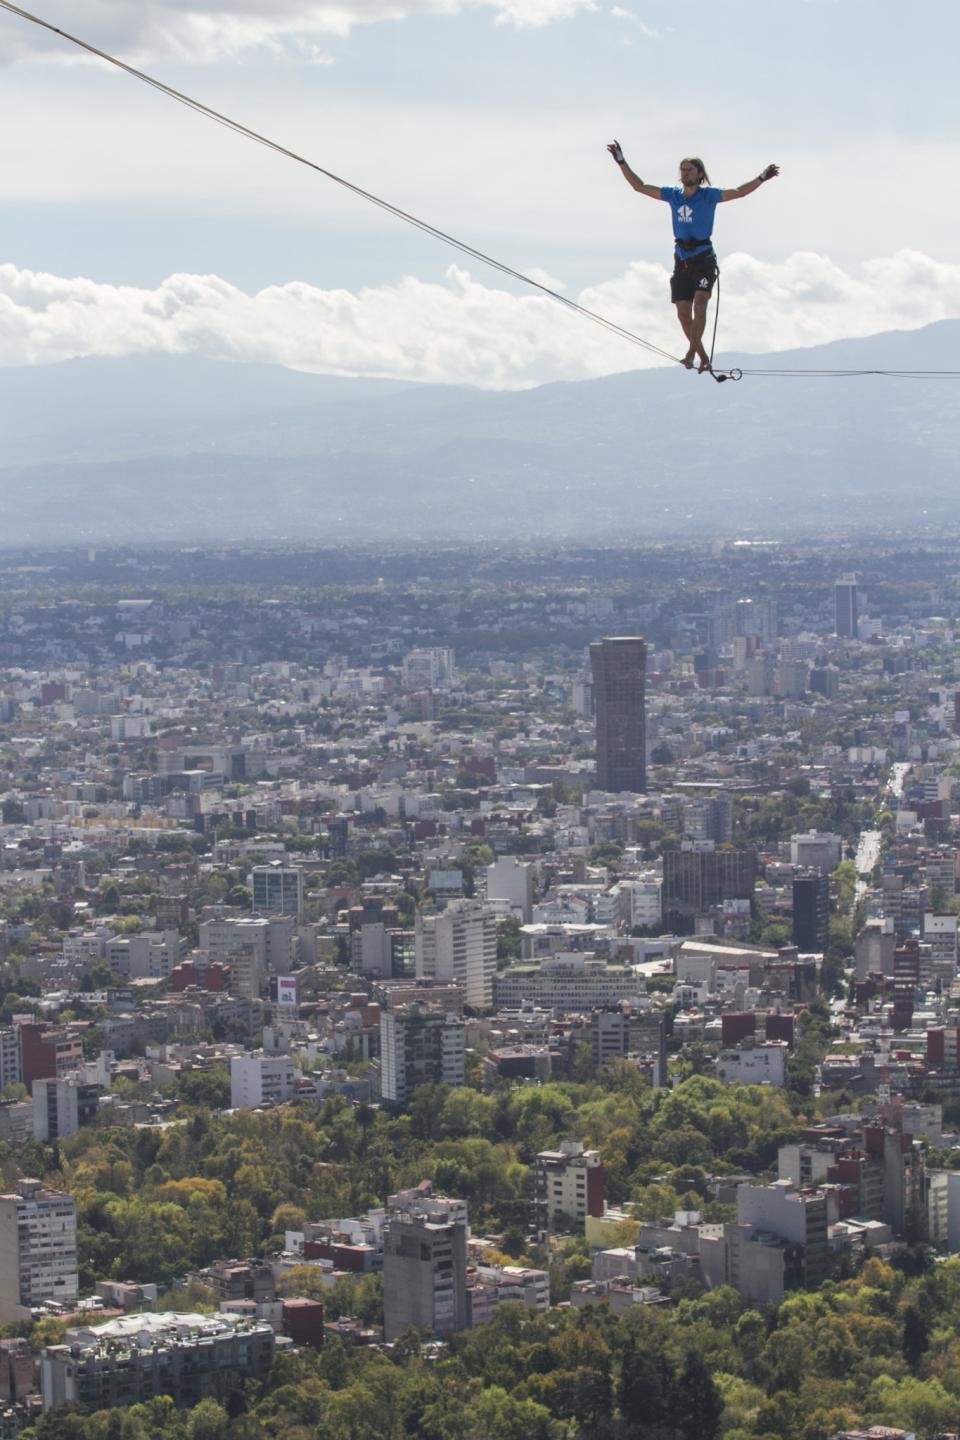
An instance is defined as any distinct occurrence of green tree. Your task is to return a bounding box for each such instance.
[617,1334,669,1431]
[902,1302,930,1368]
[666,1351,723,1440]
[496,918,522,964]
[187,1398,231,1440]
[178,1067,231,1109]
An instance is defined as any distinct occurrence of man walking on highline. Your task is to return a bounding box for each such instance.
[607,146,779,372]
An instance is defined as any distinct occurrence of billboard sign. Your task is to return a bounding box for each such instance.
[274,976,298,1007]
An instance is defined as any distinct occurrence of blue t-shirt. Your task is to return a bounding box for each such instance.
[660,185,723,257]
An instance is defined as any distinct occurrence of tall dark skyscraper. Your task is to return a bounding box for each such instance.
[835,576,858,639]
[792,870,830,951]
[590,636,647,793]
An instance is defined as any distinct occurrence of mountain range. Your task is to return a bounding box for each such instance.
[0,321,957,545]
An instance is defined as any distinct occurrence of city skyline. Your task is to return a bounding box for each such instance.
[0,533,958,1435]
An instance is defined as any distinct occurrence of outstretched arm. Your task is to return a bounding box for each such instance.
[721,163,780,202]
[607,141,664,200]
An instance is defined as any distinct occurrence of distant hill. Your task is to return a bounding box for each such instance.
[0,322,958,544]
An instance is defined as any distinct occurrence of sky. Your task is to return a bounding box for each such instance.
[1,0,958,387]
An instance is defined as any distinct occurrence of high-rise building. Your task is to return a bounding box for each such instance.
[792,870,830,951]
[155,894,189,931]
[32,1078,99,1143]
[662,842,757,933]
[855,916,896,980]
[382,1207,468,1343]
[534,1141,604,1235]
[736,1180,830,1289]
[0,1029,22,1093]
[924,912,958,986]
[415,901,497,1009]
[774,660,810,700]
[199,914,295,989]
[835,576,858,639]
[734,596,778,645]
[590,637,647,794]
[809,664,840,699]
[683,794,732,844]
[0,1180,79,1321]
[251,863,303,920]
[379,1003,466,1105]
[862,1124,926,1237]
[892,942,920,1031]
[327,816,349,857]
[351,922,394,979]
[401,647,457,692]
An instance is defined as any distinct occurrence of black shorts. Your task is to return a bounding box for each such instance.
[671,250,718,303]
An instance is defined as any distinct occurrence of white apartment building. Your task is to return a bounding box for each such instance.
[777,1144,834,1189]
[485,858,535,923]
[61,932,110,967]
[416,901,497,1010]
[925,853,956,898]
[617,878,663,932]
[351,922,394,979]
[926,1170,950,1248]
[736,1181,829,1258]
[401,647,457,692]
[130,930,182,981]
[32,1077,92,1142]
[229,1052,296,1109]
[104,930,182,982]
[389,1184,469,1230]
[110,715,152,741]
[789,831,842,873]
[716,1039,788,1087]
[199,915,295,989]
[0,1179,79,1321]
[533,895,591,925]
[535,1141,604,1234]
[470,1263,550,1317]
[924,912,958,981]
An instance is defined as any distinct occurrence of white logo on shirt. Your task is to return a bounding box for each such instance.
[677,204,693,223]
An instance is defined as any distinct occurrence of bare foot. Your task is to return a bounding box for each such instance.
[698,356,712,374]
[682,352,696,369]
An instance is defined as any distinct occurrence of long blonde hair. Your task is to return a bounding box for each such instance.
[681,156,711,185]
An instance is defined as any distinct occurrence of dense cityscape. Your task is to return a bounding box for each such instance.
[0,538,959,1440]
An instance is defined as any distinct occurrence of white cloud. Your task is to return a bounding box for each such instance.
[524,267,567,291]
[1,0,598,65]
[1,251,958,388]
[608,8,659,35]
